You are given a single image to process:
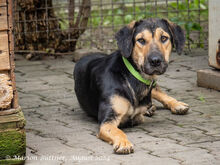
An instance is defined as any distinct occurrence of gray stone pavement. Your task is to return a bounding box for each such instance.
[14,50,220,165]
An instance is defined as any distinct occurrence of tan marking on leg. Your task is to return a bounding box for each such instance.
[98,122,134,154]
[110,94,134,124]
[152,87,189,115]
[132,114,145,125]
[132,106,148,118]
[97,95,134,154]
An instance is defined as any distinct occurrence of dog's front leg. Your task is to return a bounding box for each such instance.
[152,86,189,115]
[98,95,134,154]
[98,122,134,154]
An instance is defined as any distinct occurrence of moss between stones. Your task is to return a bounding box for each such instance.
[0,129,26,160]
[0,159,25,165]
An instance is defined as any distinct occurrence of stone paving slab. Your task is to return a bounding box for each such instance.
[14,52,220,165]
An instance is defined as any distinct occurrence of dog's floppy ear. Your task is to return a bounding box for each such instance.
[115,21,137,58]
[162,19,185,55]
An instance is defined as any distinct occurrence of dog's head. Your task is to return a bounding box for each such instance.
[116,18,185,75]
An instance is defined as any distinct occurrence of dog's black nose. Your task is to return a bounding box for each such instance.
[149,56,162,67]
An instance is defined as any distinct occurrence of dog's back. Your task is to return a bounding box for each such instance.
[74,53,106,118]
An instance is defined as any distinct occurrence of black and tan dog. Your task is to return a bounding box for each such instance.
[74,18,189,154]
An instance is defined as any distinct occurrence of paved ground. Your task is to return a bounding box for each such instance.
[15,50,220,165]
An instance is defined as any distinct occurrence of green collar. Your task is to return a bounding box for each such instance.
[122,56,156,87]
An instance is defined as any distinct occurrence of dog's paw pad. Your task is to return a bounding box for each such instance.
[171,101,189,115]
[113,139,134,154]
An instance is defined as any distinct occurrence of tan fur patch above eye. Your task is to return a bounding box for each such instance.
[154,28,172,62]
[135,30,152,43]
[132,30,153,67]
[154,28,170,40]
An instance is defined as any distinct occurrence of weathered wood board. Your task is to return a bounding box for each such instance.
[209,0,220,69]
[0,31,10,70]
[0,0,6,6]
[0,70,8,75]
[0,1,25,164]
[0,6,7,31]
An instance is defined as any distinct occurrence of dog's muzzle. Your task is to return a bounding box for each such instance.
[143,52,168,75]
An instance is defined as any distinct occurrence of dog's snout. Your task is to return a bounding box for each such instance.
[149,55,162,67]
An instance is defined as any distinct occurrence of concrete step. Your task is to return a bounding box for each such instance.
[197,69,220,91]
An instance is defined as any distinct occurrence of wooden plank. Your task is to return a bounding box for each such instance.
[0,107,24,127]
[8,0,19,108]
[209,0,220,69]
[0,0,6,6]
[0,31,10,70]
[0,6,7,31]
[0,70,8,75]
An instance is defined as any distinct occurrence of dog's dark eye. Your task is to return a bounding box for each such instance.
[161,36,168,43]
[137,38,146,45]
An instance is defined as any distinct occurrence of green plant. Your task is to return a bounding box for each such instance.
[198,96,206,102]
[167,0,208,48]
[87,0,207,49]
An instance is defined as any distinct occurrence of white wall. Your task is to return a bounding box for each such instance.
[209,0,220,69]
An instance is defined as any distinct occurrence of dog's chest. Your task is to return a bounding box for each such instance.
[120,81,153,125]
[125,80,151,106]
[120,105,148,125]
[133,86,152,107]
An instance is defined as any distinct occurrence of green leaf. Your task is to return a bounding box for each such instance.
[185,22,193,31]
[116,9,123,15]
[107,10,112,15]
[103,20,111,26]
[200,3,207,10]
[198,96,205,102]
[194,0,199,7]
[125,15,133,23]
[170,2,177,8]
[192,23,202,31]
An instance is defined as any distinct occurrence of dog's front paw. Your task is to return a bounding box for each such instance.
[113,139,134,154]
[145,104,156,117]
[170,101,189,115]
